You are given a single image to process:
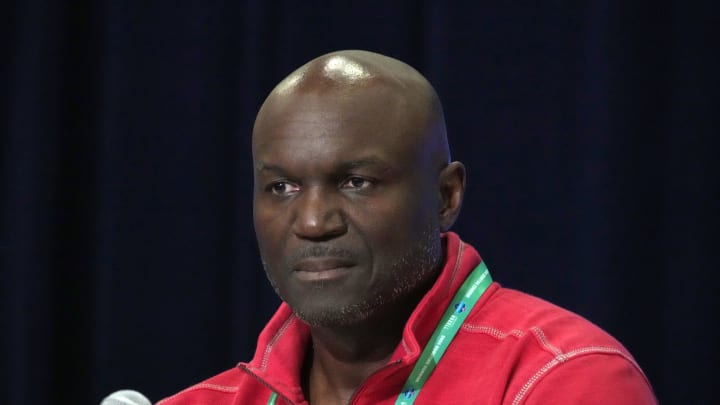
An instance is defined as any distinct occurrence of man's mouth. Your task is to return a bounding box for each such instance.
[293,257,356,281]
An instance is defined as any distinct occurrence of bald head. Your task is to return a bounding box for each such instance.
[271,50,437,98]
[253,50,449,165]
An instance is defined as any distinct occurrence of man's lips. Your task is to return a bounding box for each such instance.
[293,257,355,281]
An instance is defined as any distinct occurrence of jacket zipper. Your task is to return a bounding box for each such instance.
[239,364,299,405]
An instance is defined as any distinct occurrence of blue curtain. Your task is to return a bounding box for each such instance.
[1,1,716,404]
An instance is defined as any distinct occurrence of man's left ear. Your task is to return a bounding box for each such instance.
[438,161,466,231]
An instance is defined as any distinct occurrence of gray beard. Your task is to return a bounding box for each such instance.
[283,226,443,328]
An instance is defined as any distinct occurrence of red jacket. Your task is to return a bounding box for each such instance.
[159,233,657,404]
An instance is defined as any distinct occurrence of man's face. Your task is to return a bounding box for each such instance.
[252,86,443,327]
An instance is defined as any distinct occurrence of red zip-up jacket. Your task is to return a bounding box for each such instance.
[159,233,657,404]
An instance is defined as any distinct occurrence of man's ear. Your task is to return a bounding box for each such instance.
[438,161,466,231]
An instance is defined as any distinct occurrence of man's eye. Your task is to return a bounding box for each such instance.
[341,177,372,190]
[270,182,299,195]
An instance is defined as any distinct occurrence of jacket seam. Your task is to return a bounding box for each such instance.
[399,240,466,355]
[460,324,525,340]
[239,364,299,405]
[445,240,466,296]
[155,383,238,404]
[511,346,641,405]
[256,313,297,372]
[401,338,411,355]
[530,326,563,357]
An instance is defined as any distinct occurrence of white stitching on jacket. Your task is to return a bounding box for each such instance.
[460,324,525,340]
[155,382,239,404]
[530,326,564,358]
[257,314,296,372]
[511,345,637,405]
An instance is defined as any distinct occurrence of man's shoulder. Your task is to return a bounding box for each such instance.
[455,285,656,403]
[156,367,245,405]
[460,284,645,384]
[469,285,626,350]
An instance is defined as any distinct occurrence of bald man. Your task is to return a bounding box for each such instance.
[159,51,656,405]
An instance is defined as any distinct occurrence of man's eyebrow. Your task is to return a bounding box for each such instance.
[255,163,287,173]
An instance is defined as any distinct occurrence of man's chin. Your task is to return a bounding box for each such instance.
[292,301,376,328]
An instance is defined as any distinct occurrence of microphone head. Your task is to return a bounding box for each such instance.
[100,390,152,405]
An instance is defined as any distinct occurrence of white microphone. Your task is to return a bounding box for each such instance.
[100,389,152,405]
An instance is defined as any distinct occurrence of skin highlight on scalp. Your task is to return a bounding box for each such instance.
[253,50,450,168]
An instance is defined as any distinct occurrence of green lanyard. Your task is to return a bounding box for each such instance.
[395,261,491,404]
[267,262,492,405]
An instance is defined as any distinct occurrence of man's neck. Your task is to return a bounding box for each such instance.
[304,325,400,405]
[302,271,439,405]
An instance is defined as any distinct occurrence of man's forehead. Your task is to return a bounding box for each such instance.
[252,92,419,174]
[254,155,394,175]
[253,92,418,162]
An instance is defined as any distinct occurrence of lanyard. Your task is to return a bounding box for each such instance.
[395,261,491,404]
[267,261,492,405]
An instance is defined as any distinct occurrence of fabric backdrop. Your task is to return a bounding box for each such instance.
[1,1,716,404]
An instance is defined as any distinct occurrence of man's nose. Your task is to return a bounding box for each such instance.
[291,187,347,240]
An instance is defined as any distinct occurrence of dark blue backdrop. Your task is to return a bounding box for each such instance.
[1,1,717,404]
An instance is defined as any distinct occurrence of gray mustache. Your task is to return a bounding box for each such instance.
[290,245,357,262]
